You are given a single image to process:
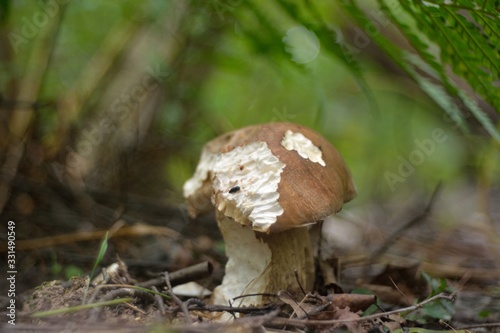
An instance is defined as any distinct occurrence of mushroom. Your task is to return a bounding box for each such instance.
[183,122,356,306]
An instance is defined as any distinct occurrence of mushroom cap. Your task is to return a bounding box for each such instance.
[183,122,356,234]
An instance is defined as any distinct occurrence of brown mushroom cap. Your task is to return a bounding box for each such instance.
[184,122,356,234]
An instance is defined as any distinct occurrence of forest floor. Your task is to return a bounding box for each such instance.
[1,183,500,332]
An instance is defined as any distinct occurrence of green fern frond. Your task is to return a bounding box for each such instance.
[338,0,500,142]
[366,0,499,141]
[340,0,469,131]
[404,52,468,131]
[414,2,500,109]
[459,89,500,143]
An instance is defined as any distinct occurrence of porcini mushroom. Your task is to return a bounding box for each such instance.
[183,122,356,306]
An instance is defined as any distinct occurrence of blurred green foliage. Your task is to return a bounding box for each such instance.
[1,0,498,209]
[418,272,455,321]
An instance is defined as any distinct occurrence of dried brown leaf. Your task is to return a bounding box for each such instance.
[327,293,376,312]
[277,291,318,318]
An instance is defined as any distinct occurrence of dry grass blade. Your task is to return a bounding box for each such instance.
[30,297,133,318]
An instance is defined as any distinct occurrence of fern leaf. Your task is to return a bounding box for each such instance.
[406,1,500,112]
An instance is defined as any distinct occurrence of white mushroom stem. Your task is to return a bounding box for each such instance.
[212,213,315,306]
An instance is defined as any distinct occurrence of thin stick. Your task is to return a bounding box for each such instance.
[270,292,456,326]
[231,293,277,301]
[164,272,192,324]
[169,309,281,333]
[137,261,213,288]
[458,322,500,330]
[187,303,277,314]
[152,286,166,316]
[87,268,111,304]
[294,270,307,296]
[388,275,410,306]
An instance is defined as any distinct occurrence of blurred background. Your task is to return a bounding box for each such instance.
[0,0,499,320]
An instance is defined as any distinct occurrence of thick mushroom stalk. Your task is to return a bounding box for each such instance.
[183,123,356,306]
[213,213,314,305]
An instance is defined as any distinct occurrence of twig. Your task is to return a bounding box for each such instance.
[231,293,277,301]
[368,182,442,263]
[388,275,410,306]
[235,308,281,324]
[152,286,166,316]
[164,272,193,324]
[270,292,456,327]
[170,309,281,333]
[294,269,307,296]
[87,267,112,304]
[458,322,500,330]
[277,290,314,319]
[123,302,146,315]
[137,261,213,288]
[187,303,277,315]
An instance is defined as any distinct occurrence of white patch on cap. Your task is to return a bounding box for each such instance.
[183,149,218,198]
[212,141,285,232]
[281,130,326,166]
